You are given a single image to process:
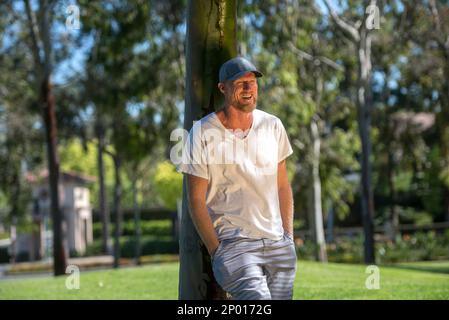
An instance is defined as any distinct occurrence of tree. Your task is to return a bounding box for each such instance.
[179,0,237,300]
[245,0,359,261]
[0,45,41,264]
[80,0,184,266]
[23,0,68,275]
[79,0,153,268]
[323,0,379,264]
[397,0,449,222]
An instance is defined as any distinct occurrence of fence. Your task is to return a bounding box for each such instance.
[295,221,449,241]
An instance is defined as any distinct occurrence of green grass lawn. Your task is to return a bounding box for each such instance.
[1,260,448,299]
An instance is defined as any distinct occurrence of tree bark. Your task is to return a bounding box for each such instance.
[309,119,327,262]
[442,55,449,222]
[96,120,111,255]
[9,169,21,264]
[112,154,122,269]
[41,74,67,275]
[324,0,376,264]
[24,0,67,276]
[387,149,398,240]
[179,0,237,300]
[357,28,375,264]
[132,177,141,265]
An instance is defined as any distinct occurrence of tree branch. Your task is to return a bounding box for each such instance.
[428,0,447,52]
[24,0,43,75]
[102,145,116,158]
[323,0,360,42]
[428,0,441,33]
[288,42,344,72]
[39,0,52,75]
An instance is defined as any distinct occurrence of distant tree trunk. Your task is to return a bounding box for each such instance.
[9,169,20,264]
[428,0,449,223]
[24,0,67,276]
[10,219,17,264]
[132,177,141,265]
[308,119,327,262]
[357,27,375,264]
[96,120,111,255]
[326,206,334,243]
[41,74,68,275]
[442,57,449,222]
[324,0,376,264]
[112,154,122,269]
[179,0,237,300]
[387,150,399,240]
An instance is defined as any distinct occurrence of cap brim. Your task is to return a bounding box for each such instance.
[227,70,263,82]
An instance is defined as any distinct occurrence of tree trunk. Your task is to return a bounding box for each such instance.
[323,0,376,264]
[444,188,449,222]
[308,119,327,262]
[112,155,122,269]
[9,170,20,264]
[24,0,67,276]
[10,220,17,264]
[132,177,141,265]
[179,0,237,300]
[326,206,334,243]
[441,56,449,222]
[387,150,398,241]
[41,74,67,275]
[96,120,111,255]
[357,29,375,264]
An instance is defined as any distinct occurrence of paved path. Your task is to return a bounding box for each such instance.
[0,255,114,280]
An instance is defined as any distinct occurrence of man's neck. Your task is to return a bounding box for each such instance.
[217,105,254,131]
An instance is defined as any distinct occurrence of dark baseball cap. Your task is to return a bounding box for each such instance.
[219,57,263,83]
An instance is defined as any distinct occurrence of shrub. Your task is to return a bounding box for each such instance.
[295,231,449,264]
[0,247,10,263]
[93,220,172,239]
[85,235,178,258]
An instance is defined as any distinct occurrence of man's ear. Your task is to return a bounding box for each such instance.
[218,82,225,94]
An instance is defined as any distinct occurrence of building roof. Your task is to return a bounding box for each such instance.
[390,112,435,137]
[25,169,96,185]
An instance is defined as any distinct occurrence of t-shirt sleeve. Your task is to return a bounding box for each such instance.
[277,119,293,162]
[176,124,209,180]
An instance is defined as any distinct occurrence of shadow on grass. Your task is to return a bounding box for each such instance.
[387,264,449,275]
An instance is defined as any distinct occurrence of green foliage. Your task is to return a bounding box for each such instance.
[1,0,449,269]
[92,220,172,238]
[376,232,449,264]
[85,235,177,258]
[153,161,183,210]
[60,140,113,181]
[59,139,115,208]
[293,219,305,230]
[296,231,449,264]
[320,127,360,219]
[58,139,167,209]
[247,0,361,224]
[397,207,433,225]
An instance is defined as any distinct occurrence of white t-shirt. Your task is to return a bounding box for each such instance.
[177,108,293,241]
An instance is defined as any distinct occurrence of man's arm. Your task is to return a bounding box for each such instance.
[278,159,294,236]
[186,173,220,256]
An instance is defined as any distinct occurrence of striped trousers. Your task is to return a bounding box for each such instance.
[212,233,297,300]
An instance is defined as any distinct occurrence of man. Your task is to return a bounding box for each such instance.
[178,57,296,300]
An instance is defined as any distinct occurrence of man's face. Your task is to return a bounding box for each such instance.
[219,72,258,112]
